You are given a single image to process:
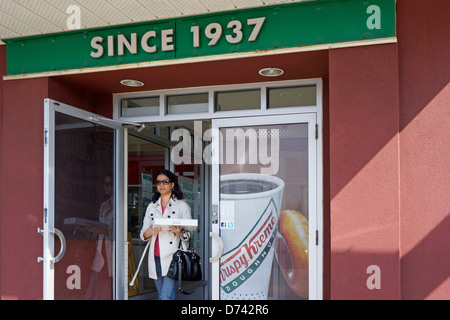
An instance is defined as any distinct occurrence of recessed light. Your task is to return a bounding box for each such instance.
[259,67,284,77]
[120,79,144,87]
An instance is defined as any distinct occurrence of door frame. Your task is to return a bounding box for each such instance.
[210,113,323,300]
[42,99,127,300]
[115,78,323,300]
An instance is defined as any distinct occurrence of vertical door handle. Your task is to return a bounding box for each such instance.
[37,228,44,262]
[51,228,66,263]
[38,228,66,263]
[209,232,224,263]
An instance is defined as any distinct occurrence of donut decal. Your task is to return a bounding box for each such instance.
[274,209,309,298]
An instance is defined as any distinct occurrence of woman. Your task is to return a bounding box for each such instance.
[140,169,192,300]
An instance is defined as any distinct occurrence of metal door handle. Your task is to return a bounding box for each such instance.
[37,227,66,263]
[51,228,66,263]
[37,228,44,262]
[209,232,224,263]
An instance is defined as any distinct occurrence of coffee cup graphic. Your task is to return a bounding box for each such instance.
[219,173,285,300]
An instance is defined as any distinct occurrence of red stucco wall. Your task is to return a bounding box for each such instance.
[0,44,5,299]
[328,0,450,300]
[397,0,450,300]
[1,76,48,299]
[329,43,401,299]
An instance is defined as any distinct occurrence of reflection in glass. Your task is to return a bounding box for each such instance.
[121,96,160,117]
[54,112,115,300]
[167,93,208,114]
[268,85,316,108]
[215,89,260,111]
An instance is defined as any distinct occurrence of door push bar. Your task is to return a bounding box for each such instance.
[37,228,66,264]
[209,232,224,263]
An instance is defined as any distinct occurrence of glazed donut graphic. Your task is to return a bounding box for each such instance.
[274,209,309,298]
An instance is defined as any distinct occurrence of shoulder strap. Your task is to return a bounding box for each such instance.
[129,239,151,287]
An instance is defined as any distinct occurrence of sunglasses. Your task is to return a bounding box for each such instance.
[156,179,171,186]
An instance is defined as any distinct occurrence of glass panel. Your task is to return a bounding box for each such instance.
[268,85,316,108]
[167,93,208,114]
[219,123,309,300]
[127,134,167,298]
[215,89,260,111]
[121,96,160,117]
[54,112,115,300]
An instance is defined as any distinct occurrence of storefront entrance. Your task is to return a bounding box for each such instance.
[42,79,323,300]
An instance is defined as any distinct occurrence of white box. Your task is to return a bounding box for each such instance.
[64,217,108,234]
[154,218,198,232]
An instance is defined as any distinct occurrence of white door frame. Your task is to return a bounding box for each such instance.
[114,78,324,300]
[210,113,323,300]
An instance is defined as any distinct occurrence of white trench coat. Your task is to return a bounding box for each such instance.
[140,197,192,279]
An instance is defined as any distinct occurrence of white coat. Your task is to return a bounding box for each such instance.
[91,198,113,276]
[140,196,192,279]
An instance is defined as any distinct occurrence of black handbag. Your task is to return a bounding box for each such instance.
[167,240,202,294]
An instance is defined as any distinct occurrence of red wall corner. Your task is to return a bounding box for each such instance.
[329,43,401,299]
[1,76,49,300]
[0,44,6,299]
[397,0,450,300]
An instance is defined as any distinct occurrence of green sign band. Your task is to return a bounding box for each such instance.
[5,0,396,76]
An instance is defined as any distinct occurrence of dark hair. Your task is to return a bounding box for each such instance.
[151,169,184,203]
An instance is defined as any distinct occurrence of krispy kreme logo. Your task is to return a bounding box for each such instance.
[220,199,277,293]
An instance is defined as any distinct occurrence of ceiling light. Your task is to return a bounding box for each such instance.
[259,67,284,77]
[120,79,144,87]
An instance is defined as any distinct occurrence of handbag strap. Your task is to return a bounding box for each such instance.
[178,231,193,251]
[177,257,183,292]
[129,239,151,287]
[176,251,194,295]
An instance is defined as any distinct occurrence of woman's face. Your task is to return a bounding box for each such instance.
[103,176,113,197]
[156,174,174,196]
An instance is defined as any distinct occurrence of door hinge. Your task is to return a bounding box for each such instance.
[315,230,319,245]
[315,124,319,140]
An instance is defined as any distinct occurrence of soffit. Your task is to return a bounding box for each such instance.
[0,0,310,44]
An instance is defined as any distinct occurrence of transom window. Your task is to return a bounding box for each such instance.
[117,79,320,120]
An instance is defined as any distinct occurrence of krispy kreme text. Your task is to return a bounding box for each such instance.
[220,210,277,293]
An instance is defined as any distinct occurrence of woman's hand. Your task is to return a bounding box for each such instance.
[168,225,183,235]
[143,225,162,240]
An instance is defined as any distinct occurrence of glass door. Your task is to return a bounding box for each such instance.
[211,114,320,300]
[42,99,124,300]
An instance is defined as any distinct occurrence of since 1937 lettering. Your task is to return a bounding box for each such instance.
[90,17,266,59]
